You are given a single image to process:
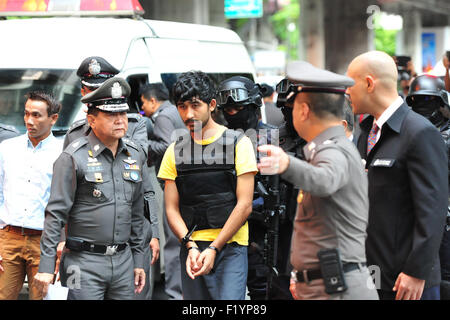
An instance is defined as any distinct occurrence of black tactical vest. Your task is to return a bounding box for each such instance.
[174,129,244,230]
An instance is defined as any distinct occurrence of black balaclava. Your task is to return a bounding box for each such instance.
[224,104,259,131]
[411,98,446,127]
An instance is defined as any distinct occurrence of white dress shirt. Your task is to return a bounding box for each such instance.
[0,133,63,230]
[372,96,404,143]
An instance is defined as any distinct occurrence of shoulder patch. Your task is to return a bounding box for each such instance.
[315,141,338,152]
[68,119,87,131]
[123,138,139,151]
[64,137,88,154]
[127,113,142,122]
[322,139,335,145]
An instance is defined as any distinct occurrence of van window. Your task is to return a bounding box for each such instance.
[126,74,149,114]
[0,69,81,135]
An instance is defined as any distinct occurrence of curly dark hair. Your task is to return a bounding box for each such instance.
[172,71,216,105]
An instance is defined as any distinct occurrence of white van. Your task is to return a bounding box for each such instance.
[0,17,258,134]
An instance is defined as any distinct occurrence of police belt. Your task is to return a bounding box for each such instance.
[66,239,127,256]
[294,262,366,283]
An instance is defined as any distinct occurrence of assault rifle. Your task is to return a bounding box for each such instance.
[256,174,286,300]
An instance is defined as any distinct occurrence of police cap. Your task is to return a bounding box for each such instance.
[81,77,131,113]
[76,56,119,88]
[286,60,354,92]
[275,61,354,108]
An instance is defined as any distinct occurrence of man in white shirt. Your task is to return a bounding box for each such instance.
[0,91,62,300]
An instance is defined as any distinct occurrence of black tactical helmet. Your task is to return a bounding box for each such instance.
[216,76,263,109]
[406,75,449,108]
[406,75,450,125]
[216,76,265,130]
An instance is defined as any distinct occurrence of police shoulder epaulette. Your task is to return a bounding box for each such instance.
[123,138,139,151]
[68,119,87,132]
[322,139,336,145]
[127,113,142,122]
[317,139,336,148]
[65,137,88,154]
[314,139,338,153]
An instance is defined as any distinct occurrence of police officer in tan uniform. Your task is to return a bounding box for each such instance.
[258,61,379,300]
[34,77,147,299]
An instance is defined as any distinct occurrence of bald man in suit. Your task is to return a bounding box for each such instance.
[346,51,448,300]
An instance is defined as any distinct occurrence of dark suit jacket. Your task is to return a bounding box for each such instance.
[358,103,448,291]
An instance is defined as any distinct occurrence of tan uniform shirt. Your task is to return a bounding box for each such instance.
[281,126,369,271]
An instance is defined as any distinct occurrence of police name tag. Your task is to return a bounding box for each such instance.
[371,158,395,167]
[86,166,103,173]
[87,162,102,167]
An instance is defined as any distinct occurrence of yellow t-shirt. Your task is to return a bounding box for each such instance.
[157,125,257,245]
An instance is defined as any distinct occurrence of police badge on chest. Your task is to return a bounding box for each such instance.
[93,187,102,198]
[123,157,140,181]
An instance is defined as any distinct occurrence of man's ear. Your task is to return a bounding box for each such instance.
[87,114,95,128]
[341,119,348,130]
[300,102,310,121]
[50,113,59,126]
[366,75,375,93]
[209,99,217,112]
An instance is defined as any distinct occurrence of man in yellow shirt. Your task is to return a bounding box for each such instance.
[158,71,257,299]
